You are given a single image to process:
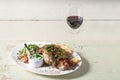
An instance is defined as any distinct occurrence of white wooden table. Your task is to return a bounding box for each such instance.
[0,0,120,80]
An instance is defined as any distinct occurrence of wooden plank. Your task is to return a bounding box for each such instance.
[0,21,120,42]
[0,0,119,20]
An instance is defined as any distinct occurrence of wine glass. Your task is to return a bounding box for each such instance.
[67,6,83,34]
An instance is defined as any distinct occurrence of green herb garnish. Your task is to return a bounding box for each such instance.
[58,49,64,58]
[43,45,54,54]
[20,47,27,54]
[28,44,39,50]
[33,54,42,60]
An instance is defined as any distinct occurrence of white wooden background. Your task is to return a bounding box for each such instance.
[0,1,120,80]
[0,0,120,43]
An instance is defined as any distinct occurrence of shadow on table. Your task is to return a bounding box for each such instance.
[41,52,90,79]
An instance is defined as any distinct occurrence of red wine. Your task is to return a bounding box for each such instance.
[67,16,83,29]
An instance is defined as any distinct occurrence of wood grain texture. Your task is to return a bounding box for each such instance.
[0,21,119,42]
[0,0,120,42]
[0,0,119,20]
[1,41,120,80]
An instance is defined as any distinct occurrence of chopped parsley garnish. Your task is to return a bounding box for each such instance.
[20,47,27,54]
[33,54,42,60]
[43,45,54,54]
